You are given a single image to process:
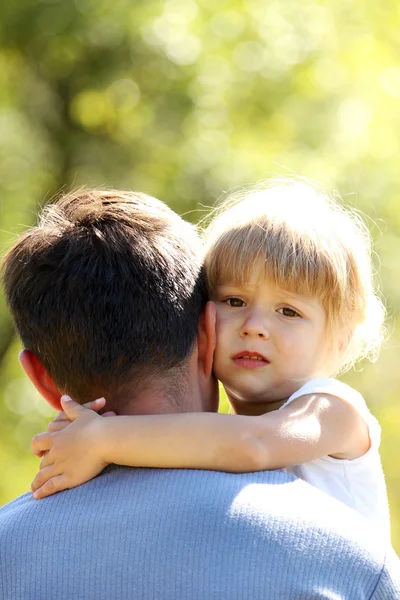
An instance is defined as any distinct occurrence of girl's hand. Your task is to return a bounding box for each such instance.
[30,396,114,500]
[37,397,114,441]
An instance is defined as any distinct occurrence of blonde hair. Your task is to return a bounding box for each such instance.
[203,178,385,373]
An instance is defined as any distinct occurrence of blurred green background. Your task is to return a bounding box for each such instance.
[1,0,399,551]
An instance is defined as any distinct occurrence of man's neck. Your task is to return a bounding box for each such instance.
[99,352,218,416]
[121,393,185,416]
[108,381,206,417]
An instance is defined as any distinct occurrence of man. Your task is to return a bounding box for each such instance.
[1,189,399,599]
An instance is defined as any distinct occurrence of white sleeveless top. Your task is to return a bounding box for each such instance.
[280,378,391,542]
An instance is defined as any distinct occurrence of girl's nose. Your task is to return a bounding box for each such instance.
[240,315,270,339]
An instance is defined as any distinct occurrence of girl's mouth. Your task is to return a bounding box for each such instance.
[231,351,270,368]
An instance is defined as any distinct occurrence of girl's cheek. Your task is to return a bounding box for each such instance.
[215,309,232,329]
[214,304,225,324]
[214,318,225,344]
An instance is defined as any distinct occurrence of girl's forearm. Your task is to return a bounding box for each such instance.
[99,413,264,473]
[96,393,370,473]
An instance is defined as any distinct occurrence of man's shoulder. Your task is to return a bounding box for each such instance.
[0,490,33,517]
[0,465,391,551]
[1,466,398,598]
[0,490,38,549]
[0,466,299,549]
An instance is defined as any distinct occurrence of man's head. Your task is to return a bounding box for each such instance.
[2,189,217,413]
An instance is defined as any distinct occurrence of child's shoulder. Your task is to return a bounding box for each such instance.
[292,378,361,400]
[281,378,381,445]
[281,378,366,414]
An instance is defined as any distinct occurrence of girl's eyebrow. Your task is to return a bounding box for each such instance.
[217,283,319,308]
[217,283,255,291]
[275,289,322,310]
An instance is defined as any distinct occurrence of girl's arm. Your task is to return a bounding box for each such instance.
[30,392,370,499]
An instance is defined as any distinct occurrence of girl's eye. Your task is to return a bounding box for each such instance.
[278,307,300,318]
[226,297,246,308]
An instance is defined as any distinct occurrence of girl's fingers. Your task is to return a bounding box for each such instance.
[31,465,57,494]
[54,411,67,420]
[47,410,71,432]
[32,475,70,500]
[47,419,71,433]
[39,451,53,469]
[46,398,105,433]
[60,395,105,419]
[31,432,53,457]
[82,397,106,411]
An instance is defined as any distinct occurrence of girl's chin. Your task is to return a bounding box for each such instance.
[222,383,290,410]
[224,387,282,404]
[222,378,273,398]
[228,397,285,416]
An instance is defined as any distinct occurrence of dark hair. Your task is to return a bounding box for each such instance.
[2,189,207,403]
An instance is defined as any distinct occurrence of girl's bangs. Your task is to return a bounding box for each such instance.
[206,223,340,305]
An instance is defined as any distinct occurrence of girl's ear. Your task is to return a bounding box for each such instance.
[197,301,217,377]
[19,349,62,411]
[338,326,353,355]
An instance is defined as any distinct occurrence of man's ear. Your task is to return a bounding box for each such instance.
[19,349,62,411]
[197,301,217,377]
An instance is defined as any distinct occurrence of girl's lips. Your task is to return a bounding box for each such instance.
[231,352,270,369]
[232,357,269,368]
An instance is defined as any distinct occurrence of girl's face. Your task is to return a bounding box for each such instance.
[212,272,341,410]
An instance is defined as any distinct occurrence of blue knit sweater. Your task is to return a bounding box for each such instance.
[1,466,399,599]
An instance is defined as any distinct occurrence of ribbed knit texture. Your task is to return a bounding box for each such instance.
[1,466,399,599]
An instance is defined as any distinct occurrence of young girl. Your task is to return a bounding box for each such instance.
[30,178,390,540]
